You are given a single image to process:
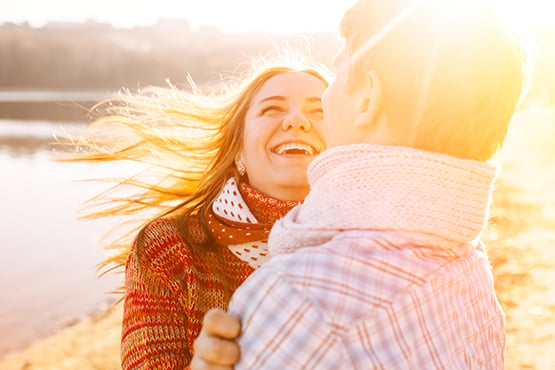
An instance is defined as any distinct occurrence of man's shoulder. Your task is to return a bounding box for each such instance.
[266,230,384,269]
[259,232,435,310]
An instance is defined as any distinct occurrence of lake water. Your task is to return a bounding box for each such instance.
[0,119,137,356]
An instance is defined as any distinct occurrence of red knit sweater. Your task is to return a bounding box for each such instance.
[121,182,297,369]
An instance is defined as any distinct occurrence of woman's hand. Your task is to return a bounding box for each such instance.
[190,309,242,370]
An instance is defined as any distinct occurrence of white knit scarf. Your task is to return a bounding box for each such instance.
[269,144,498,256]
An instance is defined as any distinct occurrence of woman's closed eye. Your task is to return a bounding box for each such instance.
[307,107,324,120]
[260,105,286,117]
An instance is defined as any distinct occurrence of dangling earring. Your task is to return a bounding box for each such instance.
[236,161,246,177]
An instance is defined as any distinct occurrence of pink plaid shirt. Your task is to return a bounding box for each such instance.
[229,144,505,369]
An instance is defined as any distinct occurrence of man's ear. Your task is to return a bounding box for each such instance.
[354,70,383,129]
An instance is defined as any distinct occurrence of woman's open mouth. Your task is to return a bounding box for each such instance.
[272,142,318,156]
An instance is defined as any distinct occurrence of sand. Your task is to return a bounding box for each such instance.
[0,305,122,370]
[1,106,553,369]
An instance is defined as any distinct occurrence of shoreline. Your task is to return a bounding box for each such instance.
[0,298,118,359]
[0,304,123,370]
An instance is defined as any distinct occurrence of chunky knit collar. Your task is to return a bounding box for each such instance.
[269,144,498,255]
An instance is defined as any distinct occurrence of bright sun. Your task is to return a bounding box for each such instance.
[493,0,555,30]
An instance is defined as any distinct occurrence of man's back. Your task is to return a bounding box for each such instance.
[231,232,504,369]
[229,145,505,369]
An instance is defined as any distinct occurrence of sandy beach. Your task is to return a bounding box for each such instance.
[1,106,554,369]
[0,305,122,370]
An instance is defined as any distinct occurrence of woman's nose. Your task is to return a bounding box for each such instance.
[281,113,311,132]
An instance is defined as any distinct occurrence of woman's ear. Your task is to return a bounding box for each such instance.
[354,70,383,130]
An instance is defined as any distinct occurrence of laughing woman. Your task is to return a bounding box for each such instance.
[60,55,331,369]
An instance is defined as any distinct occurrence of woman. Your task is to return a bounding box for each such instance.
[60,55,331,369]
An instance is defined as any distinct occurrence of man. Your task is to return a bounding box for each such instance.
[192,0,526,368]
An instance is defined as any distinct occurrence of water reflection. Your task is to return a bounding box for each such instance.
[0,120,133,356]
[0,119,85,157]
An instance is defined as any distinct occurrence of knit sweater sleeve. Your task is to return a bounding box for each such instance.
[121,222,191,369]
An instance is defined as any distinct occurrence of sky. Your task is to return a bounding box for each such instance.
[1,1,554,34]
[0,0,354,34]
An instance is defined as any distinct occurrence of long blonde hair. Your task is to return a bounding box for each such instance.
[56,52,332,279]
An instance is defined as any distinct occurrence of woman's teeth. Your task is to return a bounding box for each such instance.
[274,143,315,155]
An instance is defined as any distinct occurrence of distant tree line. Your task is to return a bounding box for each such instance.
[0,21,338,121]
[0,21,337,90]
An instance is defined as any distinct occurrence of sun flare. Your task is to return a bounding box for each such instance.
[493,0,555,31]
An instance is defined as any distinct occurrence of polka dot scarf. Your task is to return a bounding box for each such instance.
[207,178,299,268]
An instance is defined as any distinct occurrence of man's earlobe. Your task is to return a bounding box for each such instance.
[354,70,383,129]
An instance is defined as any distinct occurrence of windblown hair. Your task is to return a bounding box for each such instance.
[56,53,331,282]
[340,0,528,160]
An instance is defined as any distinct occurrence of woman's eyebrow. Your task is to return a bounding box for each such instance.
[256,96,322,105]
[258,95,287,104]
